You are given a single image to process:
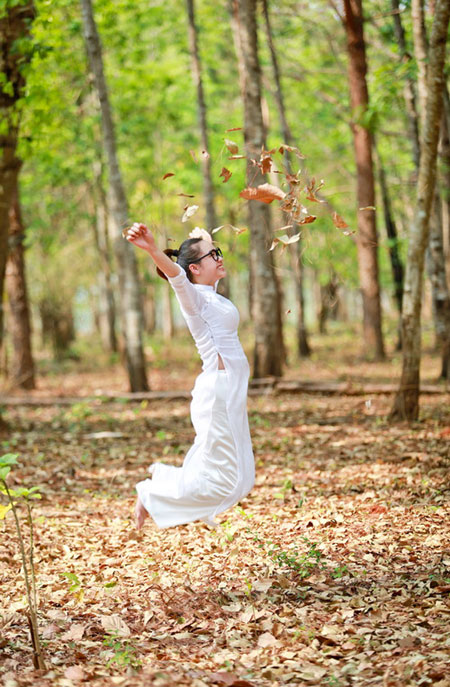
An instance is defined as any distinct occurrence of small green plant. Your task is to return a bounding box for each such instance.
[61,572,84,603]
[103,632,142,671]
[0,453,45,669]
[331,565,349,579]
[249,527,325,578]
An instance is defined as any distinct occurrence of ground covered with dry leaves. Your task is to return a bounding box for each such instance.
[1,338,449,687]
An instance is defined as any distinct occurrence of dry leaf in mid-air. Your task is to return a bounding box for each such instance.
[177,193,195,198]
[359,205,376,211]
[182,205,199,222]
[228,154,246,160]
[224,138,239,154]
[225,127,243,132]
[162,172,175,180]
[189,149,198,163]
[219,167,232,183]
[240,183,286,204]
[279,143,305,158]
[332,211,349,229]
[297,214,317,225]
[270,233,301,251]
[212,224,246,235]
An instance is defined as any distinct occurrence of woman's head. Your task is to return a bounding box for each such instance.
[158,237,226,285]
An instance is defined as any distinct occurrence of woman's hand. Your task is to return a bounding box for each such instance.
[124,223,156,253]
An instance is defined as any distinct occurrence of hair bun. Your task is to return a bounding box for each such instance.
[164,248,179,260]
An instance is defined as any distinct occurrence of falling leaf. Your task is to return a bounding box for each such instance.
[189,149,198,163]
[212,224,246,235]
[182,205,199,222]
[225,127,243,132]
[219,167,232,183]
[162,172,175,180]
[189,227,212,242]
[297,214,317,225]
[359,205,376,211]
[240,183,286,204]
[64,666,85,681]
[257,632,278,648]
[278,144,305,158]
[275,225,293,232]
[228,155,246,160]
[101,614,131,637]
[224,139,239,154]
[270,233,301,251]
[201,150,210,159]
[332,212,349,229]
[177,193,195,198]
[285,309,291,314]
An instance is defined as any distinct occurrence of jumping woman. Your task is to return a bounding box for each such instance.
[125,223,255,530]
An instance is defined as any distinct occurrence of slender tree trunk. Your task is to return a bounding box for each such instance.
[374,143,404,348]
[391,0,421,169]
[343,0,385,360]
[390,0,450,420]
[428,189,450,378]
[92,161,117,352]
[80,0,148,391]
[185,0,217,232]
[230,0,284,377]
[0,2,35,347]
[261,0,311,357]
[5,176,35,389]
[411,0,450,379]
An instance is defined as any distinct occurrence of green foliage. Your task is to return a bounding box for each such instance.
[103,632,142,671]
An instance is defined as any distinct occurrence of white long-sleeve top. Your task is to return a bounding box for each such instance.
[136,264,255,528]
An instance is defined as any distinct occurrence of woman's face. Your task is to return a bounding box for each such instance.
[189,239,226,285]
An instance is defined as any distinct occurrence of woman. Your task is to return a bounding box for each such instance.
[125,223,254,530]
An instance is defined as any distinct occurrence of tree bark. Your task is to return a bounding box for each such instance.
[186,0,217,232]
[0,2,35,347]
[92,161,117,352]
[390,0,450,420]
[230,0,284,377]
[80,0,148,391]
[374,143,404,345]
[343,0,385,360]
[410,0,450,380]
[261,0,311,357]
[391,0,421,170]
[5,175,35,389]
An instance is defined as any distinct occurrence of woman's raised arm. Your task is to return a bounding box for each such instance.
[125,223,179,279]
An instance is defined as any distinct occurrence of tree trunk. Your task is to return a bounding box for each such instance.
[391,0,421,169]
[40,299,75,359]
[92,161,117,352]
[411,0,450,380]
[5,176,35,389]
[374,142,404,348]
[0,2,35,347]
[261,0,311,357]
[80,0,148,391]
[343,0,385,360]
[428,189,450,378]
[230,0,284,377]
[390,0,450,420]
[186,0,217,232]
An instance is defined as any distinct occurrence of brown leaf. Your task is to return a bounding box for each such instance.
[162,172,175,180]
[61,623,86,641]
[228,155,246,160]
[225,127,243,132]
[182,205,199,223]
[257,631,278,648]
[101,614,131,637]
[224,138,239,154]
[279,144,305,159]
[177,193,195,198]
[297,214,317,225]
[64,666,85,681]
[270,233,301,251]
[219,167,232,183]
[332,211,349,229]
[212,224,246,235]
[240,183,286,204]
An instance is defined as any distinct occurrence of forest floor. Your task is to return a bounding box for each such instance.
[1,325,449,687]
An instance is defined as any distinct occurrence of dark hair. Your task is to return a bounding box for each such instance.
[157,237,203,282]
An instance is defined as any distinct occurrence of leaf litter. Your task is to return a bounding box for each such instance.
[1,383,449,687]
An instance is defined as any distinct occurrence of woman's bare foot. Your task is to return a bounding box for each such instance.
[135,497,148,530]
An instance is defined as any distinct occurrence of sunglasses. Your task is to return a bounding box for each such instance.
[190,247,223,264]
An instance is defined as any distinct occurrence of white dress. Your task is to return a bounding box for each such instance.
[136,263,255,528]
